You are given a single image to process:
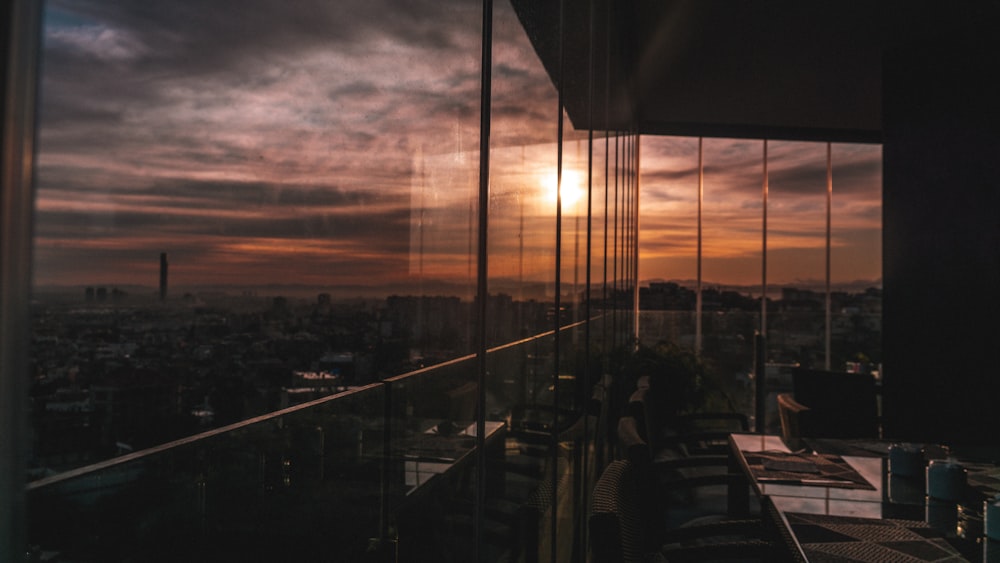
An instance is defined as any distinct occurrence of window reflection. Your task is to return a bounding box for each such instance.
[26,0,638,561]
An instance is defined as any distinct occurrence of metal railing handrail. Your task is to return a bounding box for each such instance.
[382,318,593,385]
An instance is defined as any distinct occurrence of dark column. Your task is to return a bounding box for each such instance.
[881,30,1000,445]
[159,252,168,301]
[2,0,42,558]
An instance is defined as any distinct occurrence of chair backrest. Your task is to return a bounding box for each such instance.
[590,460,644,563]
[776,392,808,449]
[790,368,878,439]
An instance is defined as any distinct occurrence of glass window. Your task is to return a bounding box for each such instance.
[638,137,882,428]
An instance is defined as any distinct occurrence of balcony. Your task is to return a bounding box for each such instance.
[26,321,623,562]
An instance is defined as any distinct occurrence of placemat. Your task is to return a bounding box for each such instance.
[785,512,973,562]
[744,451,876,490]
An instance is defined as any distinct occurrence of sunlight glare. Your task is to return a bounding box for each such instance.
[542,169,585,210]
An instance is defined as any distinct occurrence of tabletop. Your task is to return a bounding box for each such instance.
[728,433,1000,562]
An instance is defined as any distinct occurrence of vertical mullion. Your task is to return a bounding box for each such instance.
[825,142,833,370]
[579,1,596,556]
[550,1,566,559]
[696,137,704,355]
[632,132,640,344]
[612,133,619,346]
[602,131,609,358]
[761,140,769,338]
[626,133,633,342]
[473,0,493,559]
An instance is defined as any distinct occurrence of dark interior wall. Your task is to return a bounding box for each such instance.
[4,0,42,556]
[881,32,1000,446]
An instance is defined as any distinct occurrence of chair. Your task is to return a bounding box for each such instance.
[590,460,646,563]
[589,459,769,563]
[672,411,750,456]
[776,392,811,450]
[627,386,749,461]
[617,415,761,540]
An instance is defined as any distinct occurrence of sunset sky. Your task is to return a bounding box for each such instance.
[33,0,882,296]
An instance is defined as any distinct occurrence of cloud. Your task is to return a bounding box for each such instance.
[34,1,882,291]
[46,24,148,62]
[34,0,503,288]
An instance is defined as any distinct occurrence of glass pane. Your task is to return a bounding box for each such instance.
[701,138,764,418]
[31,0,483,560]
[766,140,829,370]
[761,141,828,432]
[33,0,481,457]
[590,132,612,368]
[487,1,566,561]
[637,136,699,348]
[830,143,882,375]
[384,360,485,561]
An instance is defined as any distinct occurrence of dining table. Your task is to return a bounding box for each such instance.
[727,433,1000,562]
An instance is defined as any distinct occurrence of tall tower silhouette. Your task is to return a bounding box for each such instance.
[159,253,168,301]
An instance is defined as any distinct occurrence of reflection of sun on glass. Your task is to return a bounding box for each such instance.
[542,169,584,210]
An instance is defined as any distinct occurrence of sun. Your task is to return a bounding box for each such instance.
[542,169,585,210]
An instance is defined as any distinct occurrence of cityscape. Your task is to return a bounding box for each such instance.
[28,273,881,478]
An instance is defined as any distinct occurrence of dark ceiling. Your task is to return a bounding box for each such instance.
[512,0,999,143]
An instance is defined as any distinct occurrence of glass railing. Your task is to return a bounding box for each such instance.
[26,321,611,563]
[28,383,386,561]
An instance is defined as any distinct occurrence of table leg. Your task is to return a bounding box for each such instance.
[728,441,751,516]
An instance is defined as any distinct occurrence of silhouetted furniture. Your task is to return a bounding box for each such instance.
[673,412,750,456]
[786,368,879,440]
[776,392,810,451]
[616,415,761,544]
[589,459,769,563]
[590,460,644,563]
[627,386,750,460]
[617,415,737,494]
[507,382,607,563]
